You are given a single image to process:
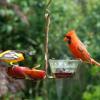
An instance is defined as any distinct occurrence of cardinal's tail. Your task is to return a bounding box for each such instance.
[91,58,100,66]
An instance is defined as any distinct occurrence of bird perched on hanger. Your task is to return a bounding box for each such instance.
[64,30,100,66]
[0,50,24,65]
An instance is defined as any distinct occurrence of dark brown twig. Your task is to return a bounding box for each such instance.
[43,1,51,100]
[44,12,50,74]
[45,0,52,9]
[44,0,52,75]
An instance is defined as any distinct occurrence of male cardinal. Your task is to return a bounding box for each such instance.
[0,50,24,65]
[64,30,100,66]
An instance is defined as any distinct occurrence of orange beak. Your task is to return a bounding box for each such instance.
[64,36,67,42]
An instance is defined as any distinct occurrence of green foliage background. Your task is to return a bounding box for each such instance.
[0,0,100,100]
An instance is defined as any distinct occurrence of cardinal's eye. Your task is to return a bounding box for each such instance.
[66,36,71,39]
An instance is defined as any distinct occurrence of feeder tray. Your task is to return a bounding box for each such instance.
[49,59,81,78]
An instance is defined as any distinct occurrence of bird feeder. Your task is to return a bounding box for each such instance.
[49,59,81,78]
[0,0,82,80]
[44,1,82,79]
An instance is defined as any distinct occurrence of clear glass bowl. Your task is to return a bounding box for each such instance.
[49,59,81,78]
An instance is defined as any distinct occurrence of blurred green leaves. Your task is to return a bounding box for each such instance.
[83,85,100,100]
[0,0,100,100]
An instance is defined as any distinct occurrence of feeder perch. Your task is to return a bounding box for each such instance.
[49,59,81,78]
[7,65,46,80]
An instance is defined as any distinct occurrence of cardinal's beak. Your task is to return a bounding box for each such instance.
[64,36,67,42]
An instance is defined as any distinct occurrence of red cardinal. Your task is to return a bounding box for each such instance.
[64,30,100,66]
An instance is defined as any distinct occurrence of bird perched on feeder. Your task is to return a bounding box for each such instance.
[64,30,100,66]
[0,50,24,65]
